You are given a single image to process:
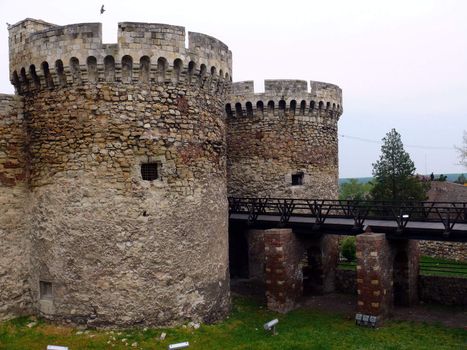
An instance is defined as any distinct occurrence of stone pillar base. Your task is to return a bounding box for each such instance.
[356,233,392,320]
[264,229,302,313]
[356,232,419,324]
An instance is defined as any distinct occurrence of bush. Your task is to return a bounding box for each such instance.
[341,237,356,262]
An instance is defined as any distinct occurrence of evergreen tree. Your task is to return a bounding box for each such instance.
[370,129,428,202]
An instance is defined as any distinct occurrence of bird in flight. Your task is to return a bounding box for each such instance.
[100,5,105,14]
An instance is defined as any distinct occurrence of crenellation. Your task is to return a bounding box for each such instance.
[264,79,308,94]
[227,80,342,119]
[9,20,232,95]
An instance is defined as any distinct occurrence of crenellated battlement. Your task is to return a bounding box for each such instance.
[226,79,343,119]
[8,19,232,94]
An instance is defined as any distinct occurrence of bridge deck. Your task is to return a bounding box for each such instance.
[229,197,467,242]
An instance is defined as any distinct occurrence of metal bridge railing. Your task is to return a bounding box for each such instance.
[228,197,467,235]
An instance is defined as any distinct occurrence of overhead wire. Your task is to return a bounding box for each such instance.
[339,134,454,150]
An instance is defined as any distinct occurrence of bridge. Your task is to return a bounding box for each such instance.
[228,197,467,242]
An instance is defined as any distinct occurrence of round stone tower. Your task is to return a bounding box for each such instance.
[226,79,343,198]
[8,18,232,326]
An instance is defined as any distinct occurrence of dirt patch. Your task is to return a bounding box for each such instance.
[232,279,467,329]
[301,293,467,329]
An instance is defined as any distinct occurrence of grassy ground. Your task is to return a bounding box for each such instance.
[338,256,467,278]
[1,297,465,350]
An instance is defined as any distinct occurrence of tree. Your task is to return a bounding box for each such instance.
[370,129,428,202]
[455,130,467,169]
[455,174,466,185]
[339,179,373,200]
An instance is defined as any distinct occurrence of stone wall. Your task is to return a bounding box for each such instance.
[0,94,31,321]
[335,268,357,294]
[226,80,342,198]
[336,269,466,306]
[2,18,233,327]
[24,81,229,327]
[419,182,467,262]
[418,275,467,306]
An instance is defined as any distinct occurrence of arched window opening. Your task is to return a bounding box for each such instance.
[225,103,233,117]
[199,64,207,85]
[235,102,243,117]
[104,55,115,82]
[256,101,264,114]
[140,56,150,83]
[188,61,195,83]
[157,57,167,83]
[173,58,183,83]
[30,65,41,89]
[69,57,81,83]
[210,66,216,77]
[55,60,67,86]
[225,72,230,81]
[326,102,331,110]
[310,100,315,111]
[332,103,336,111]
[86,56,98,83]
[12,71,20,93]
[279,99,286,112]
[290,100,297,115]
[246,102,253,117]
[219,69,223,80]
[121,55,133,83]
[20,68,29,90]
[300,100,306,115]
[267,100,275,113]
[41,61,54,88]
[318,101,324,110]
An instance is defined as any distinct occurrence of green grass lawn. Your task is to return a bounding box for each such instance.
[1,297,465,350]
[338,256,467,278]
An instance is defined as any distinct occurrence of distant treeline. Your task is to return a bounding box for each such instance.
[339,173,465,185]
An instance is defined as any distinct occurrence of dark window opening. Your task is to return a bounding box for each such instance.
[141,163,159,181]
[292,172,304,186]
[40,281,53,299]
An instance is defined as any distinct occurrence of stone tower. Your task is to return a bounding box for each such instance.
[2,18,232,326]
[226,79,342,199]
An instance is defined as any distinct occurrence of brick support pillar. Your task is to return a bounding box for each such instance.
[356,233,393,319]
[264,228,303,313]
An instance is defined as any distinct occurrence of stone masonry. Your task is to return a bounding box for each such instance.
[227,80,342,199]
[356,231,419,322]
[264,229,303,313]
[1,18,343,325]
[2,18,232,327]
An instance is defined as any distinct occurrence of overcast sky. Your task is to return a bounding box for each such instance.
[1,0,466,178]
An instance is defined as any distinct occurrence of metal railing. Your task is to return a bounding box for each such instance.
[228,197,467,235]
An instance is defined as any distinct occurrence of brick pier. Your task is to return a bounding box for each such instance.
[263,229,303,313]
[356,231,419,322]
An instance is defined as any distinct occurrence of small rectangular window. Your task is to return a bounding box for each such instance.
[291,172,304,186]
[40,281,53,299]
[141,163,159,181]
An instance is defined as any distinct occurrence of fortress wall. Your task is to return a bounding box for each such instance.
[24,79,230,327]
[8,19,232,93]
[226,80,342,198]
[5,18,233,327]
[0,94,31,321]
